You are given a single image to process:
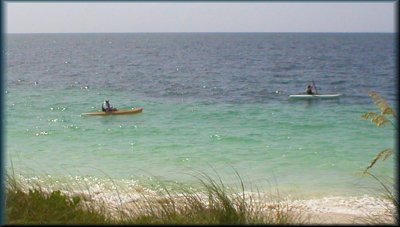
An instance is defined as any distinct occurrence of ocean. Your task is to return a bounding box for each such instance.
[4,33,396,200]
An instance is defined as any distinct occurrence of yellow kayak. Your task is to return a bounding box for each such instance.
[82,107,143,116]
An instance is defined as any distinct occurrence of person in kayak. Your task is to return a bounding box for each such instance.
[306,85,314,95]
[102,99,118,112]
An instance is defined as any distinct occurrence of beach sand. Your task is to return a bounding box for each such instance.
[16,177,395,224]
[285,196,395,224]
[70,189,396,224]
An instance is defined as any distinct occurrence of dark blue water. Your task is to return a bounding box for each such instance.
[5,33,396,105]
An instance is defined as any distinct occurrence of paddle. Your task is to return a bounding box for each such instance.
[312,80,318,95]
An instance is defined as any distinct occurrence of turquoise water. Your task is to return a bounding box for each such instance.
[5,87,395,198]
[4,33,396,199]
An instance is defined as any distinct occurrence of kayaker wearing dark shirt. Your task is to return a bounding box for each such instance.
[102,99,117,112]
[306,85,314,95]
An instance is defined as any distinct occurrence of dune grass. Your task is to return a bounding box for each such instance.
[5,174,112,225]
[4,168,397,225]
[4,170,307,225]
[360,173,398,224]
[360,92,398,224]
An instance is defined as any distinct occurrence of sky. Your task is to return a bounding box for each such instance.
[4,1,397,33]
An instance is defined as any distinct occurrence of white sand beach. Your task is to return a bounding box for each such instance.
[68,188,396,224]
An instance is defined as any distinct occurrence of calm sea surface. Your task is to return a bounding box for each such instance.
[4,33,397,199]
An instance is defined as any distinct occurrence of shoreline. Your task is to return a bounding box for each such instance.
[8,173,396,224]
[65,188,396,224]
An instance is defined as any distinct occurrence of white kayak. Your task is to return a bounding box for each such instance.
[289,93,342,99]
